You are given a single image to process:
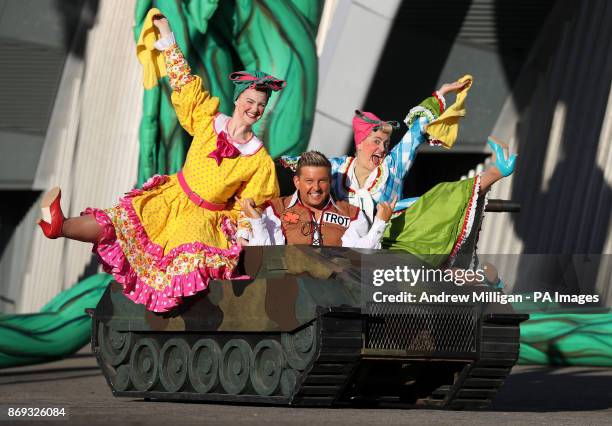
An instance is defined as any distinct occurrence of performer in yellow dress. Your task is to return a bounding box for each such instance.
[37,14,281,312]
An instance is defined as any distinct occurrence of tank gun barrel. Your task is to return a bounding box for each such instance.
[485,199,521,212]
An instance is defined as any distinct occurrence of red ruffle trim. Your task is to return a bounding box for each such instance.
[444,175,480,268]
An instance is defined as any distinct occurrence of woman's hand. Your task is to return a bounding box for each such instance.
[375,197,397,223]
[437,79,470,97]
[152,13,172,38]
[238,197,262,219]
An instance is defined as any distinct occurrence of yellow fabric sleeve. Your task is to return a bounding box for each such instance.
[425,75,473,149]
[136,8,167,89]
[237,155,280,208]
[233,155,280,235]
[171,76,220,136]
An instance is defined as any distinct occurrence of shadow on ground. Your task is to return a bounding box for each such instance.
[492,365,612,412]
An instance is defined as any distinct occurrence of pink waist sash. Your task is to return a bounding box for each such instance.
[177,170,226,211]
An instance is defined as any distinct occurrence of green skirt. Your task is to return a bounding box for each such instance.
[382,176,481,268]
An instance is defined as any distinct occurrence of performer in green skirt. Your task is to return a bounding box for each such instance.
[282,81,516,267]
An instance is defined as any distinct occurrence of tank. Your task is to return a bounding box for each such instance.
[90,237,527,409]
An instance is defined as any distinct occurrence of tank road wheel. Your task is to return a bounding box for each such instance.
[282,323,317,370]
[129,338,160,391]
[98,322,132,366]
[220,339,252,395]
[250,340,286,396]
[189,339,221,393]
[159,338,190,392]
[114,365,131,391]
[280,369,299,398]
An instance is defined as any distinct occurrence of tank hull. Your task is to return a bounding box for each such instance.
[91,246,527,408]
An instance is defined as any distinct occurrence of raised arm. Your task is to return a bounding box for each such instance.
[388,80,469,178]
[152,15,219,135]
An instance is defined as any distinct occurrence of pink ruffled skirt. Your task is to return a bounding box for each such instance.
[84,175,241,312]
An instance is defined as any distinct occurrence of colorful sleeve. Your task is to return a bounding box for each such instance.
[329,155,348,174]
[387,93,446,177]
[404,92,445,129]
[165,44,219,136]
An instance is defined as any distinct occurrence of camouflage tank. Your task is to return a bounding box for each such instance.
[90,205,527,409]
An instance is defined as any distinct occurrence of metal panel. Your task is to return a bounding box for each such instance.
[366,303,478,354]
[0,0,141,313]
[477,0,612,304]
[309,0,402,156]
[367,0,556,154]
[0,131,44,187]
[0,39,64,134]
[0,0,83,50]
[0,0,86,188]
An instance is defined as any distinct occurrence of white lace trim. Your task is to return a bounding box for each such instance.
[434,90,447,110]
[404,105,435,127]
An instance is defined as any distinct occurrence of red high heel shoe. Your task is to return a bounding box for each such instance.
[38,187,65,239]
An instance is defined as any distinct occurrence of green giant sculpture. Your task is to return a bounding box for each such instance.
[133,0,323,185]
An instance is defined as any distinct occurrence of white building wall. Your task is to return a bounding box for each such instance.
[310,0,402,157]
[3,0,141,313]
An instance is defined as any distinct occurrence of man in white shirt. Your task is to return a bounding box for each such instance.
[240,151,395,248]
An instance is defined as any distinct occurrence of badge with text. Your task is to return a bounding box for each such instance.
[322,212,351,228]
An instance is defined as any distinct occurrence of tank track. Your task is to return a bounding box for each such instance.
[290,308,363,406]
[92,308,524,408]
[429,313,525,409]
[91,307,363,406]
[335,311,525,409]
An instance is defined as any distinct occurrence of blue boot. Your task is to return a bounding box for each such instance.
[487,137,517,177]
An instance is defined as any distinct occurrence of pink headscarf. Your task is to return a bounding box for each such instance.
[352,110,400,148]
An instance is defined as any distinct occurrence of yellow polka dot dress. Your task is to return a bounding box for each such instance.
[85,44,279,312]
